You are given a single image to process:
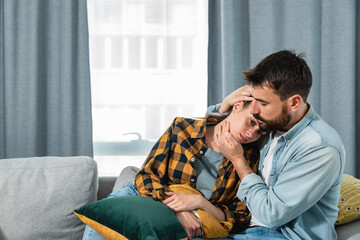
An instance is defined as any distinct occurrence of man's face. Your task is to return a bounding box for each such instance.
[249,85,292,132]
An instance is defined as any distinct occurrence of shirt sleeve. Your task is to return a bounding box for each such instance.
[237,145,342,228]
[134,120,175,201]
[206,103,222,115]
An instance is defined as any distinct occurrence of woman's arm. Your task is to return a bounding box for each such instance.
[175,211,202,240]
[135,120,176,200]
[163,192,225,221]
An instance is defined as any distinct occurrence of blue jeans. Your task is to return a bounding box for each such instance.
[81,180,139,240]
[193,227,287,240]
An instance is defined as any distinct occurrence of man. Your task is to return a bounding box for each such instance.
[208,50,345,239]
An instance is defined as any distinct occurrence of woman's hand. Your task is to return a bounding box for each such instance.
[163,192,202,212]
[163,190,226,221]
[219,85,253,113]
[175,211,202,239]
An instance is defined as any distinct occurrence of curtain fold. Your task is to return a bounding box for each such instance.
[0,0,93,158]
[208,0,359,177]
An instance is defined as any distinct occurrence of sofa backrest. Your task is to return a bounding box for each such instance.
[0,156,98,240]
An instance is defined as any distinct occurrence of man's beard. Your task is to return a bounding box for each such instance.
[254,105,292,132]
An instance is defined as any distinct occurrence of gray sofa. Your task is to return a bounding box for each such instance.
[0,156,359,240]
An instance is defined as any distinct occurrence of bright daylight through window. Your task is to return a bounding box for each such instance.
[87,0,208,176]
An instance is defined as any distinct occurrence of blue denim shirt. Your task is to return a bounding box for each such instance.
[208,104,345,240]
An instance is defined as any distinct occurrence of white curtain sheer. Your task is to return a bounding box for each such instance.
[87,0,208,176]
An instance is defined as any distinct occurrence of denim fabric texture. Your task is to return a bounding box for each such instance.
[82,181,138,240]
[193,227,287,240]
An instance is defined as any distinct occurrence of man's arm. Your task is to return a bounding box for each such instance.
[239,146,341,227]
[217,122,342,228]
[215,120,253,179]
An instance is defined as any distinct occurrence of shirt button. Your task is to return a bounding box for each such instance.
[190,178,195,183]
[200,151,204,154]
[287,140,290,143]
[264,144,267,148]
[190,157,195,162]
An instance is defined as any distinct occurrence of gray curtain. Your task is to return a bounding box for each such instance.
[0,0,93,158]
[208,0,360,177]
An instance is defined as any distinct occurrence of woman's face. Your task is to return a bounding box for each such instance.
[228,102,264,144]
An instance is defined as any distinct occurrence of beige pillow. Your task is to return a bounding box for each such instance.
[336,174,360,225]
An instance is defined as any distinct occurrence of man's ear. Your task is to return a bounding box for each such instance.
[288,95,303,112]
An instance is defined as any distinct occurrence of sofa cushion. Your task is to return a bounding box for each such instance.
[74,196,187,240]
[336,174,360,225]
[0,156,98,240]
[336,218,360,240]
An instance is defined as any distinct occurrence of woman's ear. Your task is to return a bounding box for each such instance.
[288,95,302,112]
[232,101,244,113]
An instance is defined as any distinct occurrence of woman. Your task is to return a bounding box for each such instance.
[135,101,263,239]
[82,101,264,240]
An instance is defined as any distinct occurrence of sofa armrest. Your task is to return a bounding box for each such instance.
[98,176,117,200]
[0,156,98,240]
[98,166,140,200]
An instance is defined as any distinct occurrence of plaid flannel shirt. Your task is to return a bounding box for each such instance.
[135,116,260,231]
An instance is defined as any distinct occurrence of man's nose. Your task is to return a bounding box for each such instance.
[250,100,260,115]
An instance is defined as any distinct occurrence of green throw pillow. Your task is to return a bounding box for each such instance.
[74,196,187,240]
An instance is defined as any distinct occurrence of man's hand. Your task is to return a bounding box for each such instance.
[215,121,245,159]
[175,211,202,239]
[163,192,201,212]
[219,85,253,113]
[216,121,253,179]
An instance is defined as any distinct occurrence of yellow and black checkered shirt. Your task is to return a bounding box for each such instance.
[135,116,260,231]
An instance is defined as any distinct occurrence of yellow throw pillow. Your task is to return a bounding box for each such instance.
[336,174,360,225]
[74,213,128,240]
[167,184,233,238]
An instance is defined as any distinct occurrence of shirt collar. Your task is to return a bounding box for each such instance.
[191,115,223,139]
[281,104,317,143]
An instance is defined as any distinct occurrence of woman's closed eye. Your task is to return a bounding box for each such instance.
[250,118,266,136]
[250,119,257,126]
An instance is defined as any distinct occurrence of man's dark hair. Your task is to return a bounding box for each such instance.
[243,50,312,102]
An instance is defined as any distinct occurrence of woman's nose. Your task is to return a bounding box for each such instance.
[247,127,259,139]
[246,129,254,138]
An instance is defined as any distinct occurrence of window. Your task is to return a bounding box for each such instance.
[88,0,208,176]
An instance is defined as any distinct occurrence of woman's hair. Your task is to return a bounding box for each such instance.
[243,50,312,102]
